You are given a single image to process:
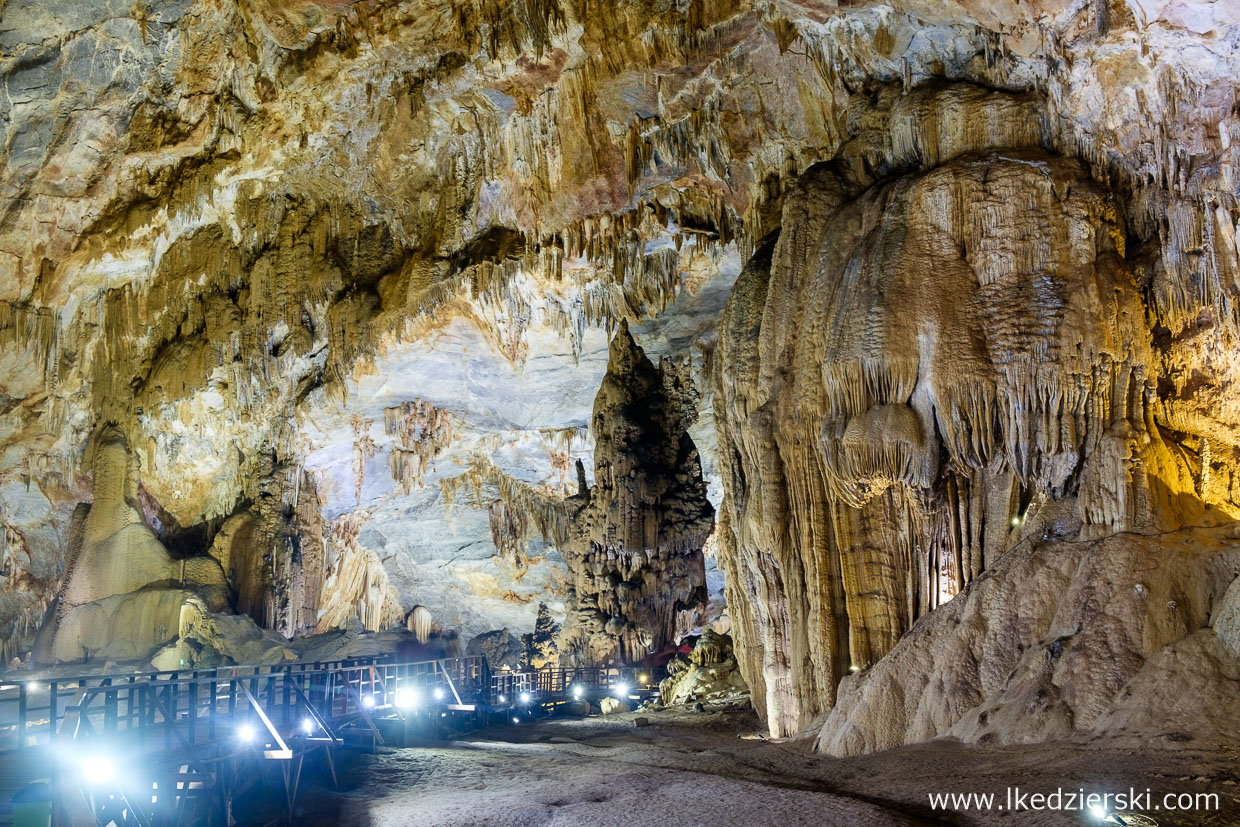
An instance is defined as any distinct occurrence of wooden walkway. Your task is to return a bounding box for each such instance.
[0,657,651,825]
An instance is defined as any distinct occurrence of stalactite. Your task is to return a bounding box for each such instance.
[385,399,455,490]
[315,512,404,633]
[406,605,434,643]
[440,455,575,551]
[713,135,1220,737]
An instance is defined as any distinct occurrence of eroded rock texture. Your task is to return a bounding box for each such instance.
[0,0,1235,754]
[658,629,750,706]
[35,426,228,663]
[712,83,1240,740]
[818,525,1240,755]
[559,324,713,665]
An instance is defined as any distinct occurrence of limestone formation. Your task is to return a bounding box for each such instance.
[35,427,228,663]
[598,697,632,715]
[816,525,1240,755]
[315,513,405,634]
[466,628,525,671]
[151,597,297,671]
[408,605,435,644]
[0,0,1235,777]
[558,324,714,666]
[523,602,560,669]
[657,630,750,707]
[714,123,1235,736]
[207,465,326,637]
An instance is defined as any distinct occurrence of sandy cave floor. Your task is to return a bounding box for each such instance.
[279,708,1240,827]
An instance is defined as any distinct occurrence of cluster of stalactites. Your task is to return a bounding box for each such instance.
[816,353,1154,519]
[385,398,455,490]
[315,510,404,633]
[440,454,576,554]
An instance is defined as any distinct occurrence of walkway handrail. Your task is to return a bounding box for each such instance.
[2,655,646,753]
[0,654,490,752]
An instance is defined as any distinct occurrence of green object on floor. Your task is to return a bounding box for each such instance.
[11,779,52,827]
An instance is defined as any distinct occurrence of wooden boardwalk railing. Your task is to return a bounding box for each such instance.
[0,655,655,824]
[531,665,643,695]
[0,656,383,752]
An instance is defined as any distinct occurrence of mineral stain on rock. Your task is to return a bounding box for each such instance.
[0,0,1238,819]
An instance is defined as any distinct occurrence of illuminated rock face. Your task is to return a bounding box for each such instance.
[558,324,713,665]
[713,105,1240,740]
[0,0,1236,756]
[35,427,228,663]
[818,525,1240,755]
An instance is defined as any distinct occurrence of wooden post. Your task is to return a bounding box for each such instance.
[265,673,276,719]
[17,681,26,749]
[104,678,117,735]
[187,679,197,745]
[282,666,291,725]
[48,681,57,742]
[139,684,148,746]
[164,685,173,751]
[209,677,218,741]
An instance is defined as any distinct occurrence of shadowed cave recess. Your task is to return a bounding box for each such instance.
[1,0,1239,823]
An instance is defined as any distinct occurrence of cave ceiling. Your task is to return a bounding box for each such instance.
[0,0,1237,674]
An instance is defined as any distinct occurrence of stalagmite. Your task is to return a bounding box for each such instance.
[35,426,228,663]
[557,323,714,666]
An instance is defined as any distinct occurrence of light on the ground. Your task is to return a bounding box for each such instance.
[519,691,531,704]
[1089,804,1108,820]
[82,755,114,784]
[396,689,418,708]
[572,685,583,699]
[238,724,256,744]
[362,694,376,709]
[302,718,315,734]
[1011,516,1020,526]
[612,683,629,697]
[498,694,506,703]
[434,687,445,701]
[849,665,860,672]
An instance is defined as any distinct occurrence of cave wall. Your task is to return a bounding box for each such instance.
[714,133,1231,736]
[0,0,1235,694]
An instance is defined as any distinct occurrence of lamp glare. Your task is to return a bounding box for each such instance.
[82,756,114,784]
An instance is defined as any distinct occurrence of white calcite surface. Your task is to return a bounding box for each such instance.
[0,0,1236,764]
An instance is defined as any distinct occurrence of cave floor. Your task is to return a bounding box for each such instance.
[283,707,1240,827]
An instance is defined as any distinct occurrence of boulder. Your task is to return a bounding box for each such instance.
[151,598,296,670]
[659,631,750,707]
[599,697,631,715]
[466,628,525,671]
